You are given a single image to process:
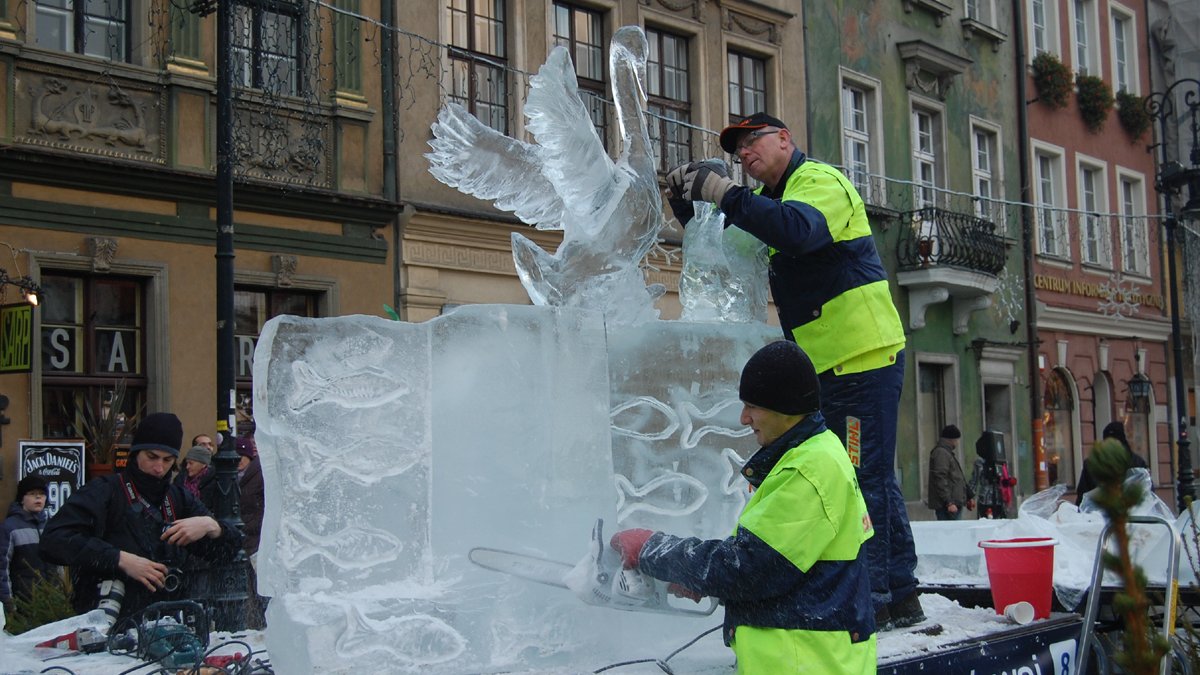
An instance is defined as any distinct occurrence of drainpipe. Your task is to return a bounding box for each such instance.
[801,0,813,152]
[1014,0,1049,491]
[380,0,401,317]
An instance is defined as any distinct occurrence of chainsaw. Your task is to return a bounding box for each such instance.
[469,518,718,617]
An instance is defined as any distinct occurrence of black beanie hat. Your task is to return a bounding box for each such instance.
[16,474,48,500]
[940,424,962,439]
[1101,421,1128,444]
[739,341,821,415]
[131,412,184,457]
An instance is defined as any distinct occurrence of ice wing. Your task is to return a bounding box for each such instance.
[426,102,567,230]
[525,47,619,229]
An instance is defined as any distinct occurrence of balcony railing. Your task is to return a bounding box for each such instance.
[897,206,1007,275]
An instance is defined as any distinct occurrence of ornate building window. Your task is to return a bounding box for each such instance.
[35,0,129,60]
[552,3,607,149]
[645,27,691,173]
[40,273,146,442]
[233,0,304,96]
[445,0,508,133]
[1043,368,1076,486]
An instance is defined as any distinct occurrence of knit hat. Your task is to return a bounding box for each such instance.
[130,412,184,457]
[185,445,213,466]
[16,474,48,499]
[720,112,789,154]
[940,424,962,440]
[1101,421,1128,444]
[236,437,257,459]
[739,341,821,415]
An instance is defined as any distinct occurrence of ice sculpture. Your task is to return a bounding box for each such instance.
[679,202,770,323]
[255,309,778,673]
[426,26,664,326]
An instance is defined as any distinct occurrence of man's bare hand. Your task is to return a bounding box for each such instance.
[118,551,168,592]
[947,503,958,514]
[966,498,976,510]
[161,516,221,546]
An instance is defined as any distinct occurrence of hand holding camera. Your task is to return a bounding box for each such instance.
[160,516,221,546]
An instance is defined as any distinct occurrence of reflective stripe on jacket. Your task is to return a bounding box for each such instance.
[721,150,905,374]
[637,413,876,673]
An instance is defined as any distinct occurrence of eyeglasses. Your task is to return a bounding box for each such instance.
[735,128,780,152]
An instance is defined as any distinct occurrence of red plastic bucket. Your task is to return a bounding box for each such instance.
[977,537,1057,620]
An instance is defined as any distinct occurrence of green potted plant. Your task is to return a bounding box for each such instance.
[1116,90,1151,140]
[1031,52,1072,109]
[1076,72,1115,133]
[72,380,140,475]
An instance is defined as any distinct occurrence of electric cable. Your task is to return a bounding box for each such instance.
[592,624,722,673]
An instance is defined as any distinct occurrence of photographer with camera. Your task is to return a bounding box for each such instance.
[40,413,243,619]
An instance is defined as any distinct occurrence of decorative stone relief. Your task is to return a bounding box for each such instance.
[17,71,164,163]
[273,254,299,287]
[897,40,972,101]
[723,9,780,44]
[88,237,119,272]
[234,105,332,188]
[638,0,704,20]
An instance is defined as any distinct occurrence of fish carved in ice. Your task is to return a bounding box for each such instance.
[280,521,403,569]
[610,392,751,446]
[669,389,754,449]
[335,605,466,667]
[288,361,409,412]
[615,472,709,522]
[426,26,664,326]
[610,396,679,441]
[288,435,427,489]
[720,447,750,496]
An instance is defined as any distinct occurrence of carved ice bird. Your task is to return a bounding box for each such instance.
[426,26,663,325]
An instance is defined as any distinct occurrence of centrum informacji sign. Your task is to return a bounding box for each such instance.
[1033,273,1165,310]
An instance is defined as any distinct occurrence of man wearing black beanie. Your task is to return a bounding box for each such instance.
[609,341,877,673]
[41,412,243,618]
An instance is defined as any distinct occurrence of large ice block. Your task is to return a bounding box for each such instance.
[253,308,777,673]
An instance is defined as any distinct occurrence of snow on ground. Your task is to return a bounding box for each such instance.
[0,591,1045,674]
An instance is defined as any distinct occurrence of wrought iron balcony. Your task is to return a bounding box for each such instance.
[897,206,1007,274]
[895,206,1009,334]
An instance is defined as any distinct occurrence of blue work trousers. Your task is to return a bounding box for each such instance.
[818,351,917,608]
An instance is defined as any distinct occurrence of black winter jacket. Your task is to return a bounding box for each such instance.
[39,473,243,617]
[2,502,58,601]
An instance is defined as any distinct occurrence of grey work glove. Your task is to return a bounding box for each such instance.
[679,160,735,205]
[665,162,697,225]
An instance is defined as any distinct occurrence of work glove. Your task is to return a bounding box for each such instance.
[675,159,735,205]
[665,162,696,226]
[667,583,702,603]
[610,528,655,569]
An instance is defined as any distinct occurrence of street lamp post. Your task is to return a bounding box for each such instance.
[1146,78,1199,513]
[187,0,248,629]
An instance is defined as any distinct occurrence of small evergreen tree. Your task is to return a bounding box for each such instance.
[5,572,74,635]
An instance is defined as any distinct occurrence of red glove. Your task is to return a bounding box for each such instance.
[668,583,702,603]
[610,529,654,569]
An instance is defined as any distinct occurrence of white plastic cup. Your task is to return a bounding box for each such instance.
[1003,601,1035,625]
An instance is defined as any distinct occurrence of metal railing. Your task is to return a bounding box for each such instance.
[896,206,1008,275]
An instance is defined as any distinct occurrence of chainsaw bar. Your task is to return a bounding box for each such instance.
[468,547,574,589]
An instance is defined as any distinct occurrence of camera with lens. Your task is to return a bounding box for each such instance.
[162,567,184,594]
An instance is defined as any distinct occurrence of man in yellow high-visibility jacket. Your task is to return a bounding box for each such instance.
[665,112,920,630]
[611,341,876,673]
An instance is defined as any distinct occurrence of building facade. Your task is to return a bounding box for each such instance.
[804,0,1032,515]
[0,0,398,495]
[1023,0,1172,502]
